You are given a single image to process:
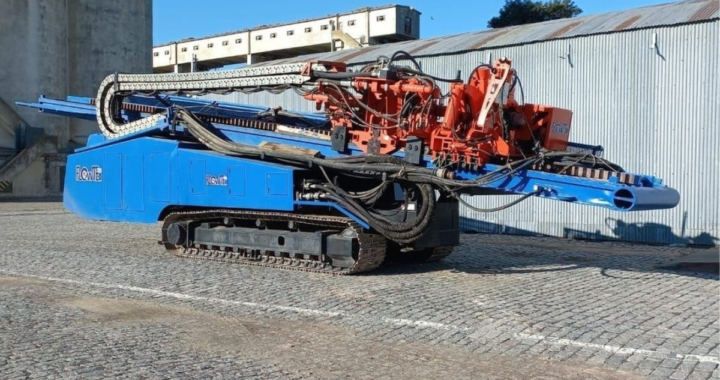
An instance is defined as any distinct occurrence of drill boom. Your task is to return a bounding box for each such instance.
[15,50,680,275]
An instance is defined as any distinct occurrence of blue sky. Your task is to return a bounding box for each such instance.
[153,0,677,45]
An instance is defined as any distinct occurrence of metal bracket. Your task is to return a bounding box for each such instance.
[559,44,573,67]
[165,106,175,125]
[367,129,381,155]
[331,126,348,152]
[404,136,423,165]
[649,32,666,60]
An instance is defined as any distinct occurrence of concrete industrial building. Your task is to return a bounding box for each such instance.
[152,5,421,73]
[0,0,152,197]
[203,0,719,246]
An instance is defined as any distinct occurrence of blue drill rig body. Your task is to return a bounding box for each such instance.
[18,52,680,274]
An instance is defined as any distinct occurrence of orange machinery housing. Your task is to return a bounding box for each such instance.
[302,57,574,166]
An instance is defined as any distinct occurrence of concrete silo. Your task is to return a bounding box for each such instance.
[0,0,152,197]
[67,0,153,146]
[0,0,69,151]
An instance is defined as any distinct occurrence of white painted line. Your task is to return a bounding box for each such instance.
[0,270,342,318]
[515,333,720,364]
[2,270,716,364]
[379,317,469,331]
[0,270,462,331]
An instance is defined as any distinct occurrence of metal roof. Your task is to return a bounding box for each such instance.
[249,0,719,67]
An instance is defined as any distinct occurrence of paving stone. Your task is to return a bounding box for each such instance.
[650,367,679,379]
[0,207,717,380]
[668,370,692,380]
[660,358,682,369]
[686,371,713,380]
[693,362,718,372]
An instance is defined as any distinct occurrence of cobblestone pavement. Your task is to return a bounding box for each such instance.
[0,203,717,379]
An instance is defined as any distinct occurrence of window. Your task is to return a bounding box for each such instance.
[287,30,294,35]
[270,33,276,38]
[255,35,262,40]
[207,43,213,48]
[222,41,228,46]
[193,45,199,50]
[348,20,356,26]
[181,47,187,52]
[153,52,159,57]
[235,38,242,44]
[305,27,312,33]
[320,25,328,30]
[377,15,385,21]
[164,50,169,55]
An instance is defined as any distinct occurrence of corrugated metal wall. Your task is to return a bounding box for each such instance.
[204,20,719,246]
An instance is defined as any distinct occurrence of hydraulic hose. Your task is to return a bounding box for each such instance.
[175,107,441,177]
[173,106,588,244]
[312,71,374,80]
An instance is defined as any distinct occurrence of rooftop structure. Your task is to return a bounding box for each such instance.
[152,4,421,73]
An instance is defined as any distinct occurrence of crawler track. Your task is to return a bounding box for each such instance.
[160,209,388,275]
[160,209,456,275]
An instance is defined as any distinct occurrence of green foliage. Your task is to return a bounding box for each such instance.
[487,0,583,28]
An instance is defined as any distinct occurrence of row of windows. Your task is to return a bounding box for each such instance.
[153,15,390,57]
[255,24,326,41]
[154,38,242,56]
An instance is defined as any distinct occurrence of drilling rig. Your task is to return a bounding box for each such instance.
[18,51,680,274]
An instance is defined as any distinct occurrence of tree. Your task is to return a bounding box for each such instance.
[487,0,582,28]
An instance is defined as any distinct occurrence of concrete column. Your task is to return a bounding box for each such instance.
[67,0,153,147]
[248,54,270,65]
[0,0,69,146]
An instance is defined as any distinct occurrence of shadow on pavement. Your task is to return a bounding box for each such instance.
[461,213,718,247]
[375,217,718,280]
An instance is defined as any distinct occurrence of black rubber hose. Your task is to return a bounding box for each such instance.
[178,109,434,242]
[454,189,540,213]
[176,110,453,244]
[373,183,433,231]
[467,64,494,83]
[344,183,434,241]
[395,67,463,83]
[312,71,373,80]
[325,191,431,244]
[321,180,432,234]
[321,182,433,243]
[178,108,434,175]
[387,50,423,72]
